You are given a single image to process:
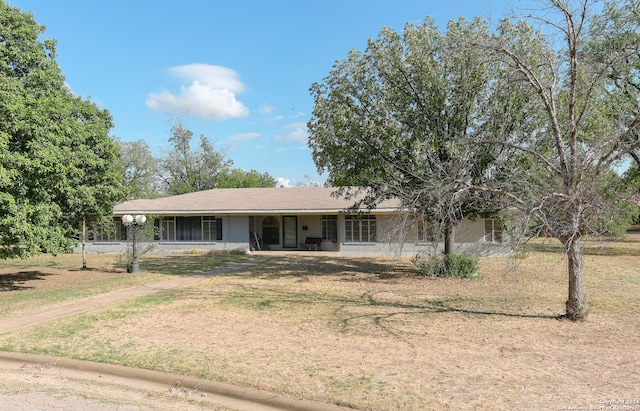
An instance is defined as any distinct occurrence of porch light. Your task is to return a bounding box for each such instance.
[121,214,146,273]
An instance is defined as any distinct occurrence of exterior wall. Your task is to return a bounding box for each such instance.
[76,240,250,255]
[79,213,511,257]
[148,215,250,253]
[77,216,252,255]
[225,216,250,246]
[337,215,512,257]
[298,215,339,251]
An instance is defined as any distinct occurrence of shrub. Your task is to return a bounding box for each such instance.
[411,253,479,278]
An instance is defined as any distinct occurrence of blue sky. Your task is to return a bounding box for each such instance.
[10,0,504,187]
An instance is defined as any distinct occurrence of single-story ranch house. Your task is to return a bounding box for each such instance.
[82,187,511,257]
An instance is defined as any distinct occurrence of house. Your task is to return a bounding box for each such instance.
[83,187,511,256]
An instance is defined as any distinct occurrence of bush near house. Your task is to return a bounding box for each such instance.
[411,253,479,278]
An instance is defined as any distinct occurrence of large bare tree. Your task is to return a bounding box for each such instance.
[466,0,640,320]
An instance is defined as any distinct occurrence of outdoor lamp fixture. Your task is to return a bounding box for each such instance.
[121,214,146,273]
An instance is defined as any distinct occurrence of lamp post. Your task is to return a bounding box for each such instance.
[121,214,146,273]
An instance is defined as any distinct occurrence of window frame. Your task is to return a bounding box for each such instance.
[417,218,439,243]
[94,218,126,242]
[344,215,377,243]
[161,216,223,242]
[322,215,338,242]
[160,216,176,241]
[202,216,223,241]
[484,219,503,243]
[262,216,280,245]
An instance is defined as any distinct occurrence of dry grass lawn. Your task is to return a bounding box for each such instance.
[1,235,639,410]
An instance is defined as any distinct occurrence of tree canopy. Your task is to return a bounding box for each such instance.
[309,16,499,254]
[119,139,160,200]
[0,1,127,258]
[121,119,276,198]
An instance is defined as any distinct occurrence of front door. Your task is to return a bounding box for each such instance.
[283,216,297,248]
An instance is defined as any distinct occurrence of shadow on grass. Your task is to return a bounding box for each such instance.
[0,271,54,292]
[521,232,640,257]
[339,293,560,327]
[433,305,562,320]
[232,255,414,280]
[333,296,563,345]
[138,252,252,276]
[523,242,640,256]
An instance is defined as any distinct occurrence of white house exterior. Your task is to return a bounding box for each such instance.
[82,187,511,257]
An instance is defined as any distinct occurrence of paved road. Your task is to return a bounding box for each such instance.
[0,261,347,411]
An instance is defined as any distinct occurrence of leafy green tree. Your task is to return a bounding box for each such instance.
[308,17,498,254]
[217,168,276,188]
[160,119,275,193]
[0,1,127,258]
[160,119,232,195]
[119,139,160,199]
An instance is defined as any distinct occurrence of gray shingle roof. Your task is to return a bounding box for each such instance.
[114,187,401,215]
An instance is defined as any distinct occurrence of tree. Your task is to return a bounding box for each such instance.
[119,139,160,200]
[0,2,127,258]
[464,0,640,320]
[160,119,232,195]
[159,119,275,193]
[308,16,497,254]
[216,168,276,188]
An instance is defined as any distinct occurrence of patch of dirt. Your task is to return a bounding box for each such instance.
[0,363,231,411]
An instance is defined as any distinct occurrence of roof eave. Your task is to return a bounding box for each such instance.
[113,207,402,216]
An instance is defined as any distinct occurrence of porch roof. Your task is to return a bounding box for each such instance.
[114,187,402,216]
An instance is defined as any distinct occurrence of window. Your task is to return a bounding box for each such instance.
[95,219,125,242]
[484,219,503,243]
[161,216,223,241]
[176,217,202,241]
[203,216,223,241]
[345,215,376,242]
[322,215,337,242]
[161,217,176,241]
[417,218,438,242]
[262,216,280,245]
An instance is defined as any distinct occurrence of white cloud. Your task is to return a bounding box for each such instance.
[227,132,261,144]
[258,104,275,115]
[275,122,309,143]
[169,64,245,93]
[276,177,292,188]
[146,64,249,120]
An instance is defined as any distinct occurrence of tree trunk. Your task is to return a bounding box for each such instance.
[81,219,87,270]
[444,221,455,255]
[565,237,586,321]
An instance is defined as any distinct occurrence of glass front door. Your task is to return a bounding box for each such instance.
[283,216,297,248]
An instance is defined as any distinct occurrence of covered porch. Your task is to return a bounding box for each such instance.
[248,214,338,252]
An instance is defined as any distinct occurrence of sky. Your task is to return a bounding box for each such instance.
[9,0,507,187]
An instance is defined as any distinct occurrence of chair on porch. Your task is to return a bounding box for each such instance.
[303,237,323,251]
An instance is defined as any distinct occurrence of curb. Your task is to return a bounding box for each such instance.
[0,351,350,411]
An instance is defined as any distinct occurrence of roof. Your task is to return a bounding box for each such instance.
[114,187,402,215]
